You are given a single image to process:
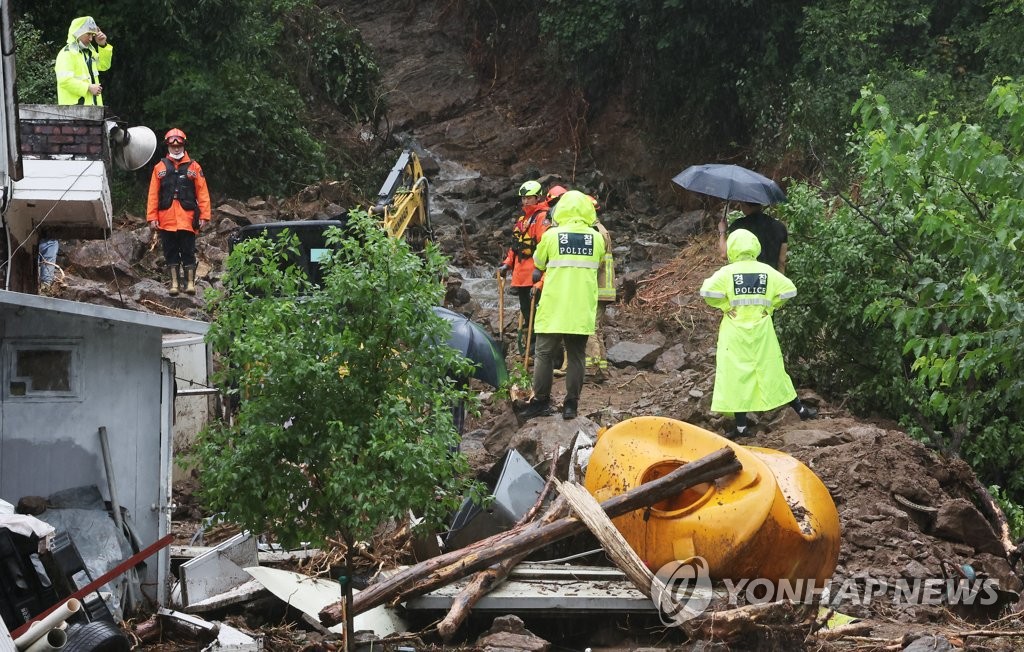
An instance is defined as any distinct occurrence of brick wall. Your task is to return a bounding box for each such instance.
[19,119,106,158]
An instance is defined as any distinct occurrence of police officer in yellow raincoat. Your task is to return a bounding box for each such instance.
[700,229,816,438]
[55,16,112,106]
[520,191,606,420]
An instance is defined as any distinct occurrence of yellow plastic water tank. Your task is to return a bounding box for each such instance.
[583,416,840,584]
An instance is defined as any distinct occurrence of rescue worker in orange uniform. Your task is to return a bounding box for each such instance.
[147,128,211,295]
[499,180,552,354]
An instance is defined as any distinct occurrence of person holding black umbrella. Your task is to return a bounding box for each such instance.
[718,202,789,272]
[671,163,790,272]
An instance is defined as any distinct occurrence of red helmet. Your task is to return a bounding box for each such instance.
[546,185,568,203]
[586,194,600,211]
[164,128,187,145]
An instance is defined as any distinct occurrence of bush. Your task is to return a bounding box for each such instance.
[198,212,483,548]
[142,63,327,197]
[779,81,1024,499]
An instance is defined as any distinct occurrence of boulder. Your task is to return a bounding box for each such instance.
[476,615,550,652]
[606,341,663,368]
[660,210,705,244]
[502,417,600,466]
[932,498,1004,555]
[902,635,953,652]
[653,343,687,372]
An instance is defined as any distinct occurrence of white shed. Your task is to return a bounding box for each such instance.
[0,290,208,605]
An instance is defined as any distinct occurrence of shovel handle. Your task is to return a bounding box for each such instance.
[497,270,504,341]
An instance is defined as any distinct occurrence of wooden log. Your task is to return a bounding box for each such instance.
[436,497,569,641]
[966,474,1019,561]
[555,479,712,631]
[435,453,560,641]
[557,479,657,599]
[320,446,740,626]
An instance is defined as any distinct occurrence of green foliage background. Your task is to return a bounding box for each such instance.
[455,0,1023,172]
[776,82,1024,501]
[17,1,1023,193]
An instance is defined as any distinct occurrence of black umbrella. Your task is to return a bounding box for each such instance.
[672,163,787,205]
[432,307,508,388]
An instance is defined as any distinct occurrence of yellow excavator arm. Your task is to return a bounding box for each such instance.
[370,149,432,249]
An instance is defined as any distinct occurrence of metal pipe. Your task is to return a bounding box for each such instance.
[174,387,219,396]
[13,598,79,650]
[97,427,123,535]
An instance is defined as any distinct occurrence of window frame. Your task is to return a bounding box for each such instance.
[4,338,83,401]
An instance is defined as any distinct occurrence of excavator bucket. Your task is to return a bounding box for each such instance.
[584,416,840,585]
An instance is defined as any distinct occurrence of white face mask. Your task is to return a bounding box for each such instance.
[168,150,185,160]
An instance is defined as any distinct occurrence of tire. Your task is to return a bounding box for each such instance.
[64,621,130,652]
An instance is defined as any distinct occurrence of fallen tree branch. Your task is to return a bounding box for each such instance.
[964,473,1018,562]
[320,446,741,626]
[436,452,562,641]
[810,622,874,641]
[690,600,814,644]
[436,497,569,641]
[556,479,701,632]
[956,628,1024,637]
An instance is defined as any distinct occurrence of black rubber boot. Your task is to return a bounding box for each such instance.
[725,425,749,440]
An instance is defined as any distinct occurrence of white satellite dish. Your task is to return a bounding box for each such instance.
[110,125,157,171]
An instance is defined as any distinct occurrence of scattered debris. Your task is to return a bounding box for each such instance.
[178,532,258,607]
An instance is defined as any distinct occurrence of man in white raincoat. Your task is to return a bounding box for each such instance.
[700,228,817,438]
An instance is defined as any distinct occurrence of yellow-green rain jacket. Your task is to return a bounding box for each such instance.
[700,229,798,413]
[533,190,606,335]
[55,17,113,106]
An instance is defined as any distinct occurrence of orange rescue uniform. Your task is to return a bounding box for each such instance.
[501,201,551,288]
[146,154,211,232]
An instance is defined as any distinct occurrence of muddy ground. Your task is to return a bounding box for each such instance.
[40,0,1024,650]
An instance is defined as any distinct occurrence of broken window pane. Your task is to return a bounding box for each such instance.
[15,349,72,392]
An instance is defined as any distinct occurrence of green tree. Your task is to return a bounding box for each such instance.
[534,0,805,153]
[778,80,1024,498]
[11,14,55,104]
[197,213,481,645]
[790,0,993,178]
